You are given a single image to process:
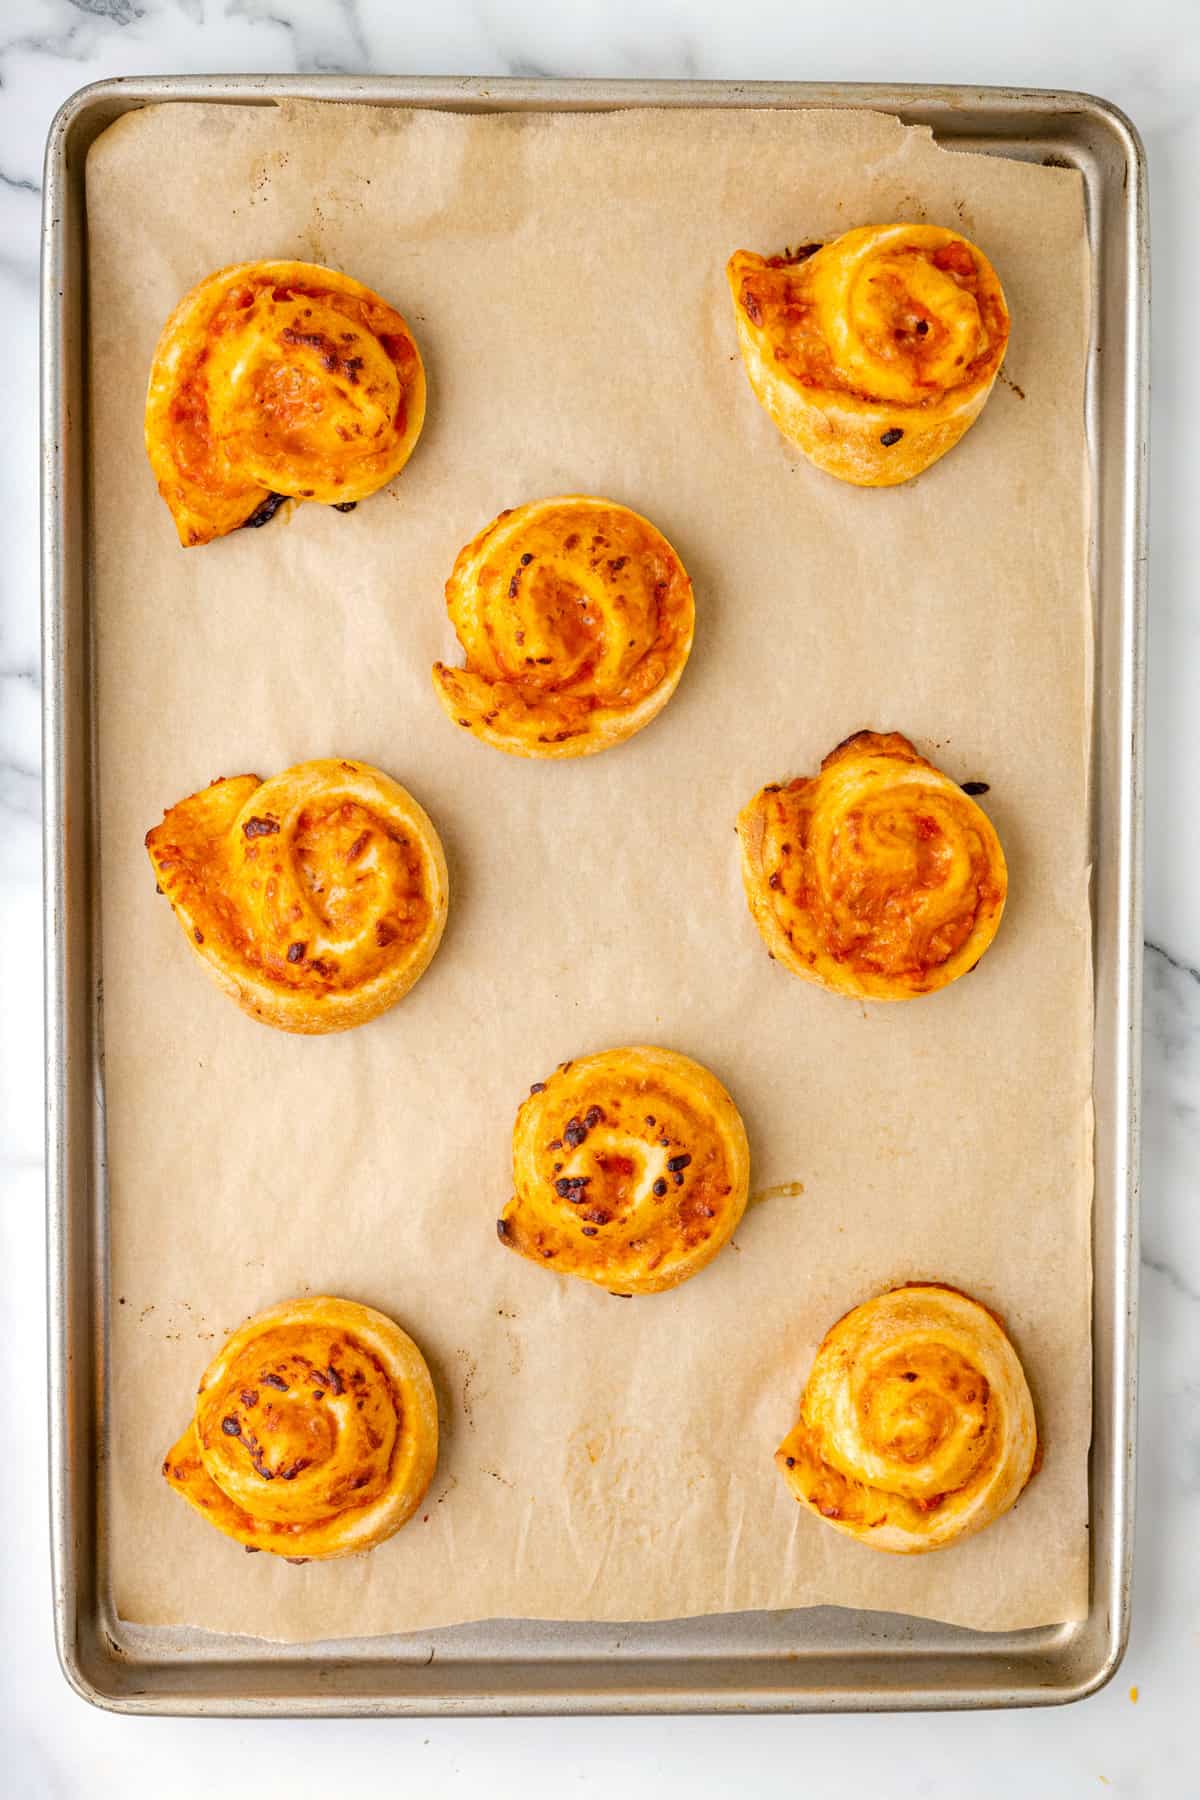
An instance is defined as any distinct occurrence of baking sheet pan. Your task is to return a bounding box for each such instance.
[41,76,1146,1713]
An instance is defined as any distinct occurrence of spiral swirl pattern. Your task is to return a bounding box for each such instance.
[145,260,426,545]
[498,1046,750,1295]
[737,731,1006,1001]
[776,1284,1039,1554]
[146,758,449,1033]
[162,1296,439,1559]
[728,224,1009,485]
[432,496,695,757]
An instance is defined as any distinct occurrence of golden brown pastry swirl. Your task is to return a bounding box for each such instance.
[498,1047,749,1295]
[163,1296,439,1559]
[145,260,426,545]
[728,225,1009,485]
[737,731,1006,1001]
[432,496,694,757]
[776,1284,1039,1554]
[146,758,448,1033]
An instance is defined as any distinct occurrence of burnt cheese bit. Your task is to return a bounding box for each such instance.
[563,1117,587,1149]
[193,927,204,944]
[261,1372,288,1391]
[221,1416,241,1437]
[240,491,287,531]
[242,815,280,839]
[880,428,904,447]
[583,1105,604,1129]
[776,242,821,266]
[287,941,306,963]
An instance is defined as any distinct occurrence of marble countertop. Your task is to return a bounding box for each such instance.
[3,1,1195,1794]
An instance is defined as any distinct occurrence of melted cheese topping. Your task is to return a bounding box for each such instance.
[777,1285,1038,1554]
[145,260,425,545]
[163,1296,438,1559]
[737,731,1007,1001]
[146,758,448,1033]
[499,1046,750,1295]
[432,496,695,758]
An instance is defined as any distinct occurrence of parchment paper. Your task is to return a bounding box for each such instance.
[87,101,1093,1638]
